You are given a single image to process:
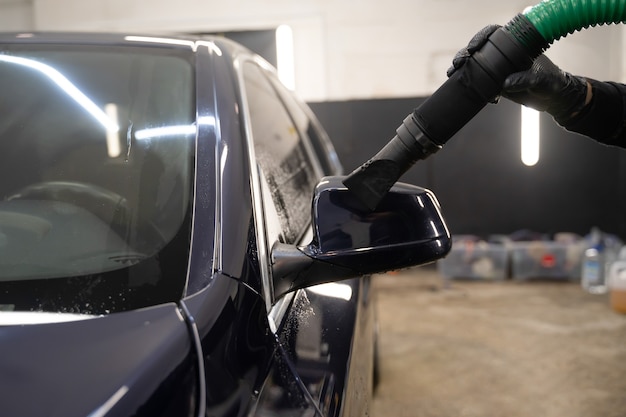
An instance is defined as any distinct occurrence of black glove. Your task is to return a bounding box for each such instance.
[448,26,590,123]
[446,24,501,77]
[502,54,590,123]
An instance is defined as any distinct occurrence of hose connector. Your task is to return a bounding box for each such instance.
[343,115,441,210]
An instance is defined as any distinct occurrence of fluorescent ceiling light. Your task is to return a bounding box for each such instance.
[125,36,195,49]
[87,386,129,417]
[134,124,197,140]
[0,54,119,132]
[276,25,295,90]
[105,103,121,158]
[125,37,222,55]
[0,311,96,325]
[308,282,353,301]
[521,105,540,166]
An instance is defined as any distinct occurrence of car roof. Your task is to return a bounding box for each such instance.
[0,31,244,55]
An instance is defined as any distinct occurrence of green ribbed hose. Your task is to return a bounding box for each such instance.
[523,0,626,44]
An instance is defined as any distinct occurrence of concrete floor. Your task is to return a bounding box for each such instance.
[371,266,626,417]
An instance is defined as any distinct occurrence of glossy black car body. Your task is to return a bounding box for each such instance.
[0,33,451,417]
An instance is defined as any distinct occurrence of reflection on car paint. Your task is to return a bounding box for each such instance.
[256,279,368,416]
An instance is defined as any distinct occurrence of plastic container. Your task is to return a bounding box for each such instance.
[608,261,626,313]
[437,236,508,280]
[510,240,582,281]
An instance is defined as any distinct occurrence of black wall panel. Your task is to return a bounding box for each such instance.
[309,97,626,239]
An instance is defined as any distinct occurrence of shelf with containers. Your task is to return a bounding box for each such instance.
[509,236,584,282]
[437,235,509,281]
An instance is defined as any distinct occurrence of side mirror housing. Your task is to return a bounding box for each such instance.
[272,176,451,298]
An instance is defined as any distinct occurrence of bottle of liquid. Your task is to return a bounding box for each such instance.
[581,228,607,294]
[608,261,626,313]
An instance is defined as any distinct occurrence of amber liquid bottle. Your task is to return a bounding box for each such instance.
[608,261,626,314]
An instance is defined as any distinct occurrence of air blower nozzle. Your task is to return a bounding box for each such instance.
[344,16,545,210]
[344,0,626,210]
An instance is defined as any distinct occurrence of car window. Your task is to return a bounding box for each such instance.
[0,45,195,314]
[268,78,342,176]
[242,62,320,244]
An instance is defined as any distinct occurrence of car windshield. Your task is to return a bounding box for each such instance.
[0,44,196,315]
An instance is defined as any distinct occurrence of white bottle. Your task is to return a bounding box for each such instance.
[581,244,606,294]
[581,228,608,294]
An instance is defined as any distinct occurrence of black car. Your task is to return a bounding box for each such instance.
[0,32,451,417]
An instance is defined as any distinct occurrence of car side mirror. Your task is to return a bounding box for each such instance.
[271,176,451,299]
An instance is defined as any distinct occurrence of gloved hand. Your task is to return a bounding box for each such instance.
[448,25,591,123]
[446,24,502,104]
[502,54,590,122]
[446,24,501,77]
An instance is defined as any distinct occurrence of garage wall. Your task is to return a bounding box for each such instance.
[0,0,621,101]
[309,98,626,239]
[0,0,33,30]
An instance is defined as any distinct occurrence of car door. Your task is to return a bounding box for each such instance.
[237,56,374,417]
